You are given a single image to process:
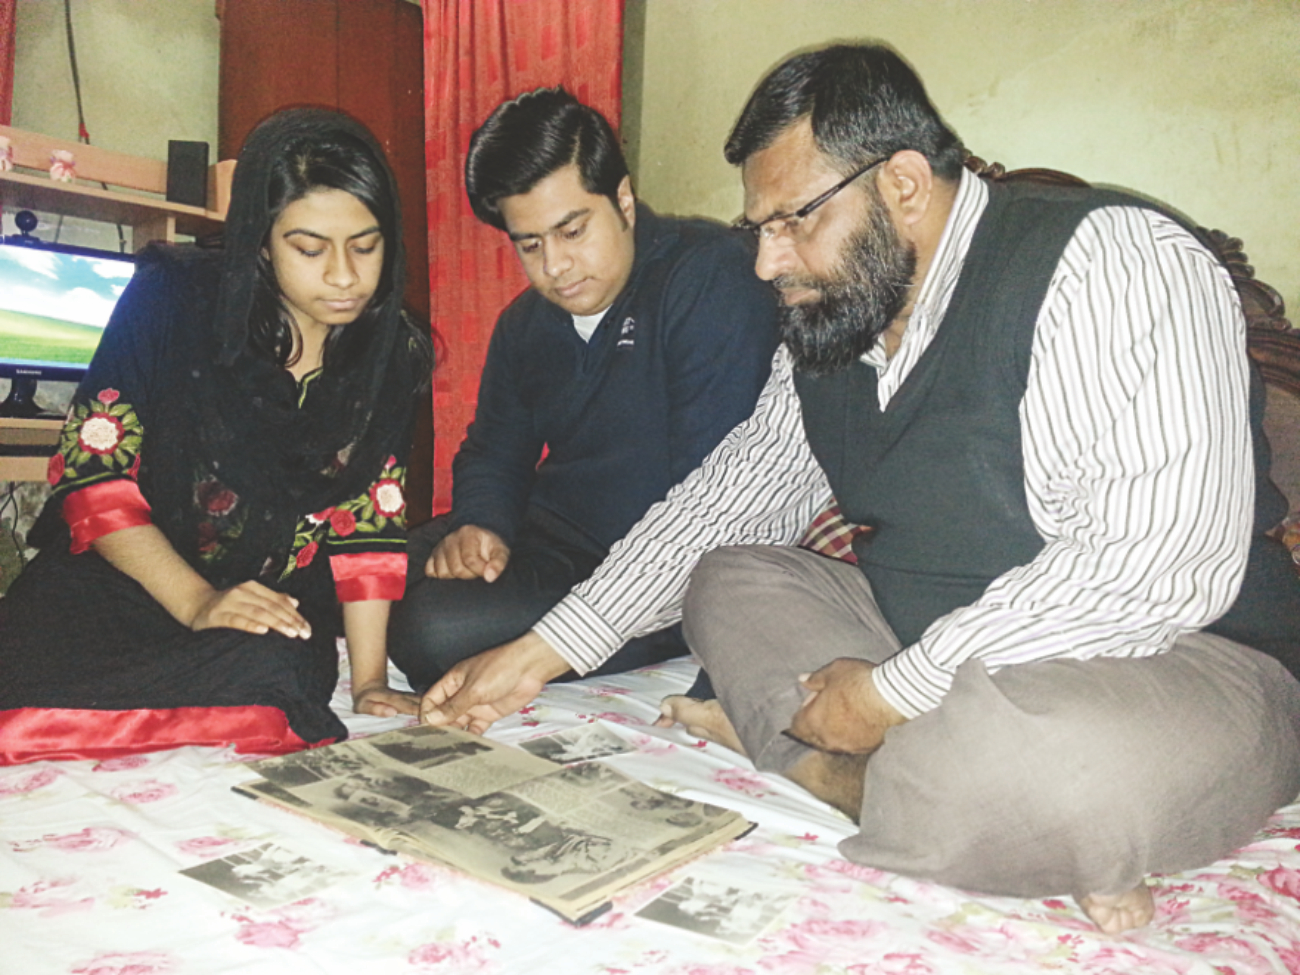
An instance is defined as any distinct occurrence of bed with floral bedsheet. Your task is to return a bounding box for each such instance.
[3,656,1300,975]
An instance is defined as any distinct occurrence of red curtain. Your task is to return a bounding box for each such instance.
[0,0,15,125]
[422,0,623,513]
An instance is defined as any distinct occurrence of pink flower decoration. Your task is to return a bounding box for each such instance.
[0,767,59,795]
[1260,865,1300,900]
[97,388,120,405]
[594,711,641,726]
[176,836,238,857]
[1277,946,1300,973]
[407,937,494,972]
[46,451,65,485]
[845,956,936,975]
[39,827,133,853]
[713,767,774,798]
[330,508,358,536]
[233,918,306,950]
[109,779,178,804]
[370,478,405,518]
[11,878,95,916]
[374,862,442,890]
[70,951,176,975]
[296,540,319,568]
[129,453,142,479]
[309,506,335,525]
[386,455,397,468]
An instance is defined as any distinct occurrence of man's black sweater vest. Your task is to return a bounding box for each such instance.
[793,180,1300,676]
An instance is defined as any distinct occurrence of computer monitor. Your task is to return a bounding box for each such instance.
[0,237,136,418]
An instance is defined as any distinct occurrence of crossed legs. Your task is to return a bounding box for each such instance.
[671,545,1300,932]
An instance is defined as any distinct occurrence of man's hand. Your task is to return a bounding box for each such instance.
[352,681,420,718]
[426,525,511,582]
[420,631,571,735]
[190,581,312,639]
[785,658,906,754]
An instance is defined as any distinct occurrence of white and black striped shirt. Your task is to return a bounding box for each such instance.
[535,169,1253,718]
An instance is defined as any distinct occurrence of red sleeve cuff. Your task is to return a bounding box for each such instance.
[330,551,406,602]
[62,480,153,553]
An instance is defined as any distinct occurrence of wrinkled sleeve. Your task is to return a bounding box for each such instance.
[535,350,831,673]
[50,261,173,552]
[325,454,409,602]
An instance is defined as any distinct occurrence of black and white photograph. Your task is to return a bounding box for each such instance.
[499,828,638,887]
[367,726,492,769]
[320,768,461,829]
[520,724,634,764]
[427,792,556,849]
[180,842,349,909]
[250,745,371,789]
[636,876,795,945]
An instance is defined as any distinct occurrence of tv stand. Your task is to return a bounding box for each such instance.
[0,416,62,481]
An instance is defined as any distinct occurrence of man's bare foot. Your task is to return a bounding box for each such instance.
[655,696,747,755]
[1077,884,1155,933]
[785,750,868,820]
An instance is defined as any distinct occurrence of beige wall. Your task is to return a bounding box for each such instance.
[7,0,219,250]
[1,0,218,411]
[628,0,1300,313]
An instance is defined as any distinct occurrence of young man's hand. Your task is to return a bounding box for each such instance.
[425,525,511,582]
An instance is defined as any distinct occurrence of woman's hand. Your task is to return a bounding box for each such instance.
[190,581,312,639]
[353,681,419,718]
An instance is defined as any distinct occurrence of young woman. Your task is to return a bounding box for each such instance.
[0,108,433,764]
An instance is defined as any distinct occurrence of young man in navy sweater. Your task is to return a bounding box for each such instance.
[387,87,778,691]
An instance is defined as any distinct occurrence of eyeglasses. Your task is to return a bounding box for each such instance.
[734,154,890,243]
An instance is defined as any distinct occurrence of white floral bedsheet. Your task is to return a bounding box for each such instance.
[4,658,1300,975]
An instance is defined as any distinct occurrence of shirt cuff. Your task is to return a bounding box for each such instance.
[872,645,955,719]
[330,551,406,602]
[532,592,624,676]
[62,480,153,553]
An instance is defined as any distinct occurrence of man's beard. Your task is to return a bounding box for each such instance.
[777,197,916,377]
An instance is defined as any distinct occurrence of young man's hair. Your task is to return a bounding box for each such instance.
[724,43,965,181]
[465,86,630,231]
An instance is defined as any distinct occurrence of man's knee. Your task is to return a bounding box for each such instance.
[844,647,1300,898]
[684,545,767,605]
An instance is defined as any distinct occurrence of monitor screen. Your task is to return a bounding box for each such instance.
[0,239,136,384]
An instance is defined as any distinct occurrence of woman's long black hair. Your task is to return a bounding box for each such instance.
[154,108,432,587]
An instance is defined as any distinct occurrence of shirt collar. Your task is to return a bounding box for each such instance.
[862,167,988,368]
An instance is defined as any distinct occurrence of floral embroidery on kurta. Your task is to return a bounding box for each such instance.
[280,455,407,583]
[51,388,144,489]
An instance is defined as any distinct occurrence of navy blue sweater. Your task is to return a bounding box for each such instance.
[449,204,779,550]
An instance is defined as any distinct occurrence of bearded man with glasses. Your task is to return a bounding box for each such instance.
[420,44,1300,935]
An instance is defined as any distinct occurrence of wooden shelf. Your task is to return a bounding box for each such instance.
[0,124,231,253]
[0,417,62,483]
[1,171,224,250]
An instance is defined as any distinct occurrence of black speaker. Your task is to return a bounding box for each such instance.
[166,140,210,209]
